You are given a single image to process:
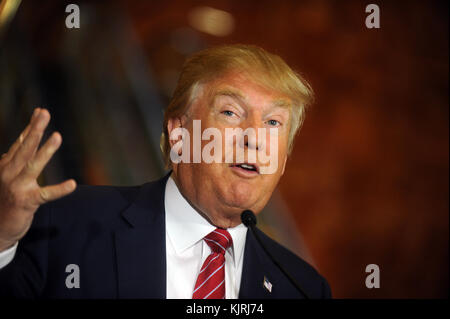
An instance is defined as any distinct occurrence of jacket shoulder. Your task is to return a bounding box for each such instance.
[43,184,140,222]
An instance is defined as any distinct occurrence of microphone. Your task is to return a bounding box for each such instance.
[241,210,310,299]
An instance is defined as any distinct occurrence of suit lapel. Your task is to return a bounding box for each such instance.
[114,174,170,298]
[112,173,288,299]
[239,228,277,299]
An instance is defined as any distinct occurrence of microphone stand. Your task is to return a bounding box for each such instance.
[241,210,310,299]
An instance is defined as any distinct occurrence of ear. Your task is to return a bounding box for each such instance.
[167,117,183,149]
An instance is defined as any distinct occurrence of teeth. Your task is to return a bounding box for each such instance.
[239,164,255,170]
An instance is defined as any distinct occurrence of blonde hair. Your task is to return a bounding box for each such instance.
[160,44,314,167]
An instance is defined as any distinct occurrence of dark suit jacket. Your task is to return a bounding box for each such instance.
[0,173,331,299]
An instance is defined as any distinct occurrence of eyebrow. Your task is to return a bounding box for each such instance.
[271,99,292,109]
[212,88,292,109]
[212,89,247,106]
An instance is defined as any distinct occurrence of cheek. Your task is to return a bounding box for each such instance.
[261,128,286,151]
[258,130,288,174]
[275,131,289,157]
[278,138,288,161]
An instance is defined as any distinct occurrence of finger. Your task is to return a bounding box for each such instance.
[20,131,62,180]
[8,109,51,176]
[6,125,31,159]
[3,108,40,162]
[36,179,77,204]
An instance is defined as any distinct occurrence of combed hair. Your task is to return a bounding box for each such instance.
[160,44,314,167]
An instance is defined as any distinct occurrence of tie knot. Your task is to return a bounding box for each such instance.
[204,228,232,255]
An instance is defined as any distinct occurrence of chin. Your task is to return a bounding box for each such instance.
[222,184,257,210]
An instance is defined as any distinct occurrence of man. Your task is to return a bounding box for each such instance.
[0,44,331,298]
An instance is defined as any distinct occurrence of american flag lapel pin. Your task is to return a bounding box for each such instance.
[263,276,272,293]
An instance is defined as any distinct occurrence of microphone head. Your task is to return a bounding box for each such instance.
[241,210,257,227]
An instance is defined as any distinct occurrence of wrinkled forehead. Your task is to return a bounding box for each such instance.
[198,71,294,110]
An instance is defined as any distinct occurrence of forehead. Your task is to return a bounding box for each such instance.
[203,71,292,109]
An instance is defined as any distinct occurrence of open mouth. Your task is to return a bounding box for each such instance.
[230,163,259,174]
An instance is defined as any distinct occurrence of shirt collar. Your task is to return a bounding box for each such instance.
[164,175,247,266]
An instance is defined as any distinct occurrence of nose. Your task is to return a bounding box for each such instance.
[241,114,261,151]
[244,133,258,151]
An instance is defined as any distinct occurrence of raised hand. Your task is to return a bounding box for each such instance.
[0,108,76,251]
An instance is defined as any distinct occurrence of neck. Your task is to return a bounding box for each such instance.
[170,171,242,228]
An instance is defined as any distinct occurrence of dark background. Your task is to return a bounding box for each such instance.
[0,0,448,298]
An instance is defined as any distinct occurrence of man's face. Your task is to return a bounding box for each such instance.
[169,71,291,228]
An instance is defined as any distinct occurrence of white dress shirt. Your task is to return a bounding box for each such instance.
[0,176,248,299]
[165,176,247,299]
[0,241,17,269]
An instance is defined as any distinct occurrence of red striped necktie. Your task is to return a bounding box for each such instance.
[192,228,233,299]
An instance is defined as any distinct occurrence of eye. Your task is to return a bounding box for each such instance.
[266,119,281,126]
[222,110,236,117]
